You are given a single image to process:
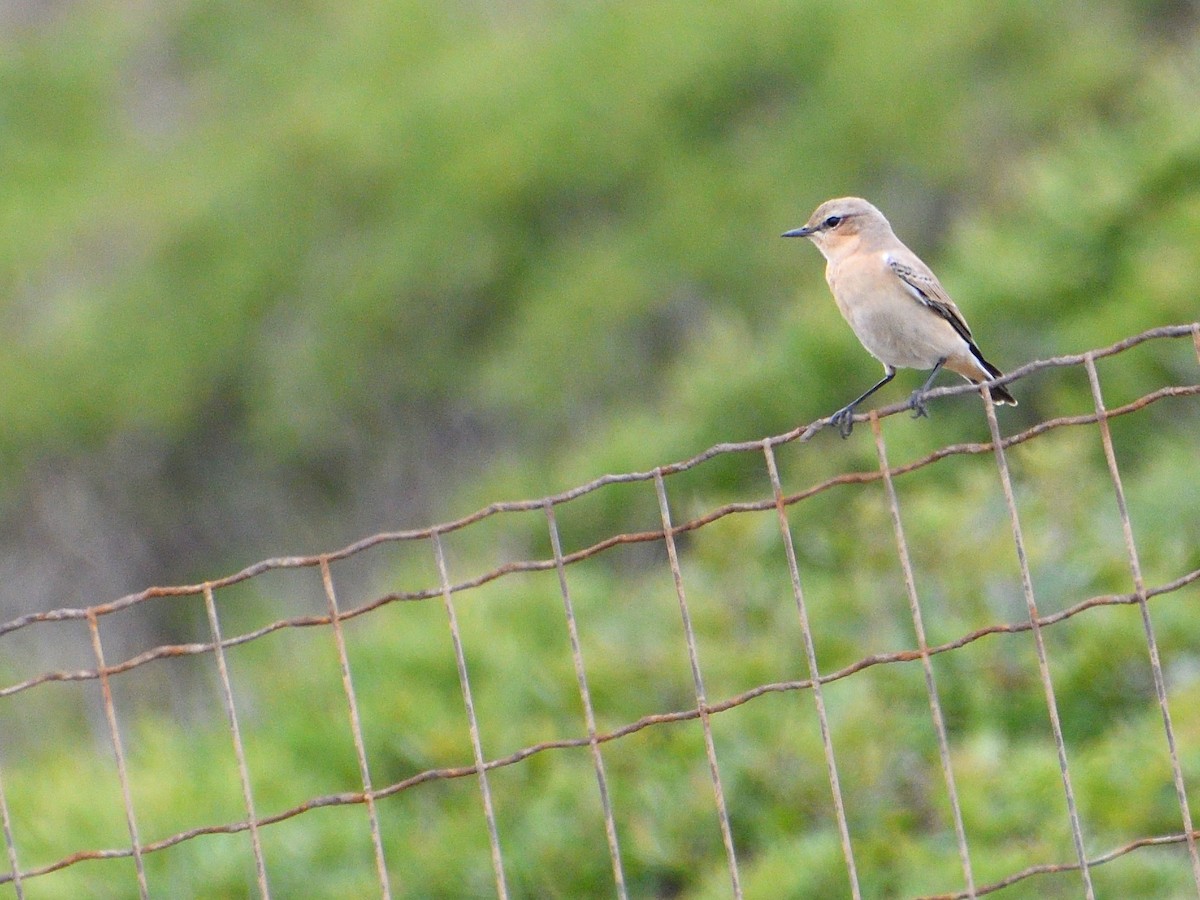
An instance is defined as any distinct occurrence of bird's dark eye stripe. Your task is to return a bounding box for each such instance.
[823,215,843,229]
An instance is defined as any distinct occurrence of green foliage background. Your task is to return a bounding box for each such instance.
[1,1,1199,897]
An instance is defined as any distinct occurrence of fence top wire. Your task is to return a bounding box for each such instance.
[0,322,1195,645]
[0,321,1198,899]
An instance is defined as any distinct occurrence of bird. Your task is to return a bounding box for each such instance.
[782,197,1016,437]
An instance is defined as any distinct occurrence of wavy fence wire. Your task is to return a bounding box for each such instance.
[1,323,1198,899]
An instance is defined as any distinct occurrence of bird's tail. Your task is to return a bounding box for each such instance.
[984,379,1018,406]
[967,348,1018,406]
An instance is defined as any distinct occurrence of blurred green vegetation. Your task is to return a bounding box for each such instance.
[1,0,1199,897]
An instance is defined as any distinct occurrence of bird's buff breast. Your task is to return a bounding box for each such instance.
[828,266,964,370]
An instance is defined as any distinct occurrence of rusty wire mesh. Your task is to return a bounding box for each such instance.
[1,322,1198,899]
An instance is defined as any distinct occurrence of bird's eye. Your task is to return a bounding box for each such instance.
[823,215,843,229]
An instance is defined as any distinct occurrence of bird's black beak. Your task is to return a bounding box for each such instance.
[781,226,814,238]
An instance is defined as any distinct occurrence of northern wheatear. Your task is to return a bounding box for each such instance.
[783,197,1016,437]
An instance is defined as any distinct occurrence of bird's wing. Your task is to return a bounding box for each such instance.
[886,254,974,344]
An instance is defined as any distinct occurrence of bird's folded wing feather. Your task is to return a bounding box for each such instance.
[886,255,974,344]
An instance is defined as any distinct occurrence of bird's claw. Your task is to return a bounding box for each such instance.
[829,405,857,438]
[908,391,930,420]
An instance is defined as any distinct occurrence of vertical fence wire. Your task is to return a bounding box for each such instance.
[982,391,1095,899]
[761,439,862,900]
[1084,354,1200,890]
[85,610,149,900]
[319,557,393,900]
[870,413,976,898]
[202,583,271,898]
[431,530,509,900]
[653,469,743,899]
[543,501,628,900]
[0,325,1195,897]
[0,759,23,899]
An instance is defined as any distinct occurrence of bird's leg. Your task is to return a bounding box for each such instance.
[829,366,896,438]
[908,357,947,419]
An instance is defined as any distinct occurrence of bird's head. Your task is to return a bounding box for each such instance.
[782,197,890,259]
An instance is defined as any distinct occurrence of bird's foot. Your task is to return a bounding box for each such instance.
[829,404,858,438]
[908,390,930,420]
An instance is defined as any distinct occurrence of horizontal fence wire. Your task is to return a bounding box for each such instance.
[0,322,1197,898]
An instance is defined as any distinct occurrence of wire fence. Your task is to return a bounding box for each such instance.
[1,322,1198,898]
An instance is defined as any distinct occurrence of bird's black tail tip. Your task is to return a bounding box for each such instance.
[989,383,1018,406]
